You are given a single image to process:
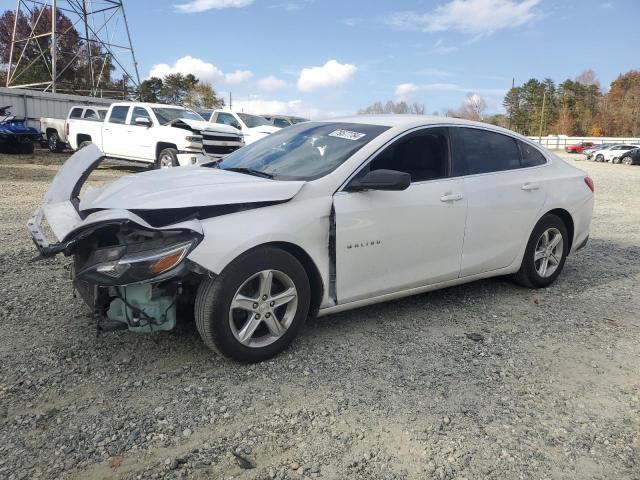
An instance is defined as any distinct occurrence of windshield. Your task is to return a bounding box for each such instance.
[152,107,204,125]
[216,122,390,181]
[238,113,272,128]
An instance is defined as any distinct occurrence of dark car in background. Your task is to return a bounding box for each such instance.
[620,147,640,165]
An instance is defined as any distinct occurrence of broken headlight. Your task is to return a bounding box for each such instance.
[76,235,199,286]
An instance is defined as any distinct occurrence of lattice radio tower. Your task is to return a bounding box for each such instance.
[6,0,141,96]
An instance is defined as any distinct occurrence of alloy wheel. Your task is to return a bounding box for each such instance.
[160,154,174,168]
[534,228,564,278]
[229,269,298,348]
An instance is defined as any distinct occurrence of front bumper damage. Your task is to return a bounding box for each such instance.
[27,144,206,333]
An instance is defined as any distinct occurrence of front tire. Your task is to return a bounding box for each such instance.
[156,148,179,169]
[513,214,569,289]
[595,154,604,162]
[612,156,621,164]
[621,156,634,166]
[195,247,311,362]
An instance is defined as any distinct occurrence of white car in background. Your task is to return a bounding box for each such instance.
[28,116,594,362]
[204,110,280,144]
[593,144,640,163]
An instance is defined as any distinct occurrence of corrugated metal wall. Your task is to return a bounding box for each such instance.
[0,88,116,127]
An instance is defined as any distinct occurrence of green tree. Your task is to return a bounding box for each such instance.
[184,81,225,109]
[161,73,198,105]
[137,77,164,103]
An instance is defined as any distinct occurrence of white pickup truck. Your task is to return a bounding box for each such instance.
[41,105,108,152]
[69,102,244,168]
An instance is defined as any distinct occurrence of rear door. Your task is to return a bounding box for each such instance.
[334,127,468,303]
[102,105,131,157]
[453,127,548,277]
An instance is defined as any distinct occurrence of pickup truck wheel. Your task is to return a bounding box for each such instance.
[47,131,64,153]
[195,247,311,362]
[157,148,179,169]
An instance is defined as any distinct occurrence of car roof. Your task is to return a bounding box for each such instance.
[317,114,526,138]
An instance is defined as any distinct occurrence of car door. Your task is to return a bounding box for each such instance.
[334,127,468,304]
[453,127,548,277]
[102,105,130,157]
[126,106,155,160]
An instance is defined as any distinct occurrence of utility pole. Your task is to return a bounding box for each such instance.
[538,86,547,143]
[6,0,140,96]
[229,91,232,109]
[51,0,57,93]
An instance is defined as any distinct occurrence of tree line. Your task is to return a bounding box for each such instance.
[499,69,640,137]
[360,69,640,138]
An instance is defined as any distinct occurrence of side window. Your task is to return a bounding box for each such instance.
[216,113,237,127]
[456,127,521,175]
[518,140,547,168]
[367,128,449,183]
[83,109,98,120]
[108,106,129,124]
[69,108,83,118]
[129,106,151,125]
[274,118,290,128]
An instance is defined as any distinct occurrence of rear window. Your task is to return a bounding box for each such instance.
[518,140,547,168]
[69,108,83,119]
[108,106,129,124]
[456,127,521,175]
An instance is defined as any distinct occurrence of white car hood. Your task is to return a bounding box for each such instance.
[247,125,280,135]
[80,166,305,211]
[29,144,304,244]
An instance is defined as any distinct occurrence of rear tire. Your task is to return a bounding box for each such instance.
[513,214,569,289]
[156,148,178,169]
[195,247,310,362]
[47,131,64,153]
[612,156,621,164]
[621,156,634,166]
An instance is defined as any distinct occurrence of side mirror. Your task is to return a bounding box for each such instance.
[347,169,411,192]
[232,122,242,130]
[134,117,152,127]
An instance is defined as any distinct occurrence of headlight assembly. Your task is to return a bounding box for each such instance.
[76,235,199,286]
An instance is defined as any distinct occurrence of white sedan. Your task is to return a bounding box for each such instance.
[593,144,640,163]
[28,116,594,362]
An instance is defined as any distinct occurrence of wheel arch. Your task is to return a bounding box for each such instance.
[258,241,324,317]
[544,208,574,252]
[156,142,178,159]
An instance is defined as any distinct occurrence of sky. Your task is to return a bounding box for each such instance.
[2,0,639,118]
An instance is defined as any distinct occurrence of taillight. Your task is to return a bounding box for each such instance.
[65,122,69,136]
[584,176,594,192]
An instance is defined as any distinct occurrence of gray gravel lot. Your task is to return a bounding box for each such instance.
[0,150,638,480]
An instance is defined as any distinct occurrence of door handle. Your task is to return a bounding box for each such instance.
[440,193,463,202]
[521,183,540,191]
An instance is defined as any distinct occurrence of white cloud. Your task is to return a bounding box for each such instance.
[390,0,540,36]
[395,83,418,99]
[297,59,357,92]
[431,39,458,55]
[148,56,252,85]
[225,70,253,84]
[257,75,288,92]
[175,0,253,13]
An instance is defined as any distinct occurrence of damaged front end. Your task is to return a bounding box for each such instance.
[72,225,204,332]
[27,144,207,333]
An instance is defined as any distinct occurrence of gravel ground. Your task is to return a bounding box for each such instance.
[0,150,638,480]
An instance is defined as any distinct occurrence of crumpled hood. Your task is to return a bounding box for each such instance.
[173,118,241,135]
[80,166,305,211]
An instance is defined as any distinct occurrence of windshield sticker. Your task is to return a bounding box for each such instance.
[328,129,366,141]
